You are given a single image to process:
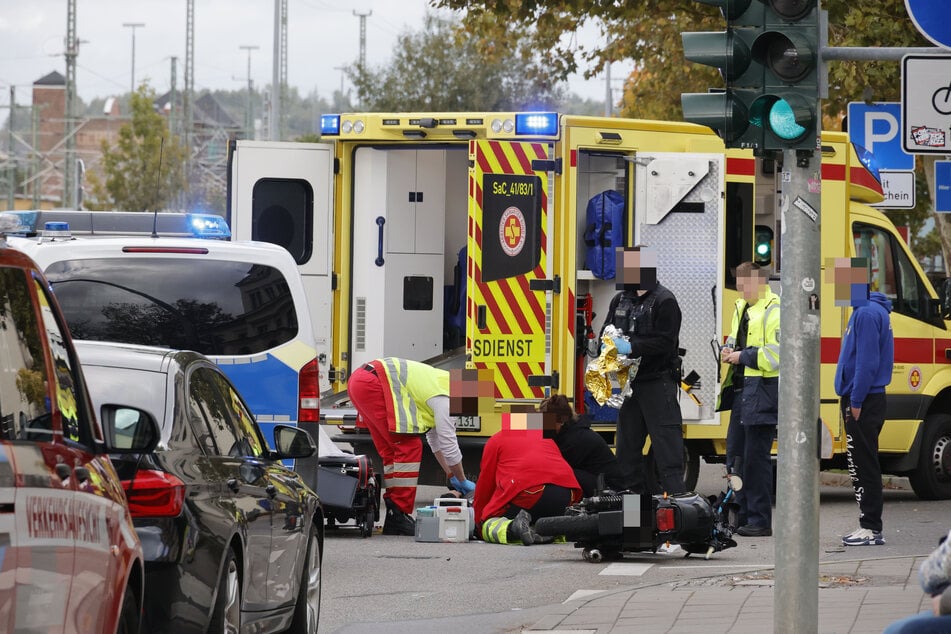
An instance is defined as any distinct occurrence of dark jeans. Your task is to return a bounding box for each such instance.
[502,484,575,521]
[616,375,685,495]
[743,423,776,528]
[843,392,887,532]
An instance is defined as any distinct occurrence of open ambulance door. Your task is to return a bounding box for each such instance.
[227,140,334,392]
[633,152,725,423]
[466,140,554,411]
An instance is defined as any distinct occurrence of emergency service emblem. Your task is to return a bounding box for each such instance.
[909,365,923,391]
[499,206,527,256]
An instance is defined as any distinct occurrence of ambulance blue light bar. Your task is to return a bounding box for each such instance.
[321,115,341,136]
[852,143,883,187]
[515,112,558,136]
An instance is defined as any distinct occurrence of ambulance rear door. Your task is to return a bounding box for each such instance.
[467,139,555,407]
[227,140,334,390]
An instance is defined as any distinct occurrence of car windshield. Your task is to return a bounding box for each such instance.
[44,258,298,356]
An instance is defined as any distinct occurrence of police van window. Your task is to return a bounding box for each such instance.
[853,223,930,323]
[724,182,754,289]
[45,258,298,357]
[251,178,314,265]
[0,267,50,441]
[34,278,88,445]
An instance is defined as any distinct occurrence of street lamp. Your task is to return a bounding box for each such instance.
[122,22,145,94]
[239,45,259,139]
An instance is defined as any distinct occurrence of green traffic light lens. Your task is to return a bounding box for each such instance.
[757,243,770,256]
[768,99,806,140]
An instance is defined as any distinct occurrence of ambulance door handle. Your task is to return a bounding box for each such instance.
[477,305,487,330]
[375,217,385,267]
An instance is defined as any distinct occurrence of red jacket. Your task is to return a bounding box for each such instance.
[473,430,581,524]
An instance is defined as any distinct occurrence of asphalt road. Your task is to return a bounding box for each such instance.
[319,461,951,633]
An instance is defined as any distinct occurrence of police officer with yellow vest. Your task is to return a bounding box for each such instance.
[348,358,473,535]
[720,262,780,537]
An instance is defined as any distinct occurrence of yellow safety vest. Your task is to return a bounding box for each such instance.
[378,358,449,434]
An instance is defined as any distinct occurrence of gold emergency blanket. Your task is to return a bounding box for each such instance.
[584,325,640,408]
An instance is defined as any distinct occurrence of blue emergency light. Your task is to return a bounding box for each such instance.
[321,115,341,136]
[515,112,558,136]
[851,144,884,187]
[187,213,231,239]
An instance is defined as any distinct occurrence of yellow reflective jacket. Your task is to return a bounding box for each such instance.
[728,292,781,378]
[377,358,449,434]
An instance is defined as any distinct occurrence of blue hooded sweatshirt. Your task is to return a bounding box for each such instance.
[834,292,894,408]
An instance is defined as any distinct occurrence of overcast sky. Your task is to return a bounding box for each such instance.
[0,0,610,110]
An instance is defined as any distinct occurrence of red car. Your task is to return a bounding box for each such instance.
[0,225,158,633]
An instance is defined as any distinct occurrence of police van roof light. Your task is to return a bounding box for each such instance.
[187,213,231,239]
[42,221,72,240]
[515,112,558,136]
[321,115,341,136]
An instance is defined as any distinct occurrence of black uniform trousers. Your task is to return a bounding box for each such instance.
[843,392,887,533]
[616,375,685,495]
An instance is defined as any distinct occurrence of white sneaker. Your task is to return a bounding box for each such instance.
[841,527,885,546]
[657,543,682,554]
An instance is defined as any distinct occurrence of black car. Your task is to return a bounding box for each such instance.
[75,340,323,633]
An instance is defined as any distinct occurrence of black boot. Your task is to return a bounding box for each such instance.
[382,498,416,536]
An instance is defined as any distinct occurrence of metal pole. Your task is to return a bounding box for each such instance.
[270,0,281,141]
[774,148,822,633]
[64,0,77,208]
[7,86,14,210]
[239,45,259,139]
[123,22,145,94]
[31,105,39,209]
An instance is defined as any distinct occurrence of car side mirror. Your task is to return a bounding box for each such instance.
[100,404,160,454]
[273,424,317,459]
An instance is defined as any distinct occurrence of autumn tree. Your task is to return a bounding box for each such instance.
[87,84,187,212]
[349,12,565,111]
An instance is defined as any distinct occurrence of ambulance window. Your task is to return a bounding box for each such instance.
[0,267,49,441]
[853,223,931,323]
[251,178,314,265]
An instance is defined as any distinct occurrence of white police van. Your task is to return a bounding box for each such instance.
[2,210,322,453]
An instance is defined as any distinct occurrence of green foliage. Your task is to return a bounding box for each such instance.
[90,84,187,211]
[348,12,564,111]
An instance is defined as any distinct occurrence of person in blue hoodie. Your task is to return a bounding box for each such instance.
[831,257,894,546]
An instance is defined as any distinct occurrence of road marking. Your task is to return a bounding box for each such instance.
[599,562,654,576]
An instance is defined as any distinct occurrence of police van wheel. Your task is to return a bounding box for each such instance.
[909,413,951,500]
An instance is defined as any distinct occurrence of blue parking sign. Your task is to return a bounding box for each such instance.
[847,102,915,171]
[936,161,951,213]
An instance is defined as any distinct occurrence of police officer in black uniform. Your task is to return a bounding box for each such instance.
[600,246,685,495]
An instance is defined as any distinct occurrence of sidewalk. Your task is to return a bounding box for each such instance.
[522,555,930,633]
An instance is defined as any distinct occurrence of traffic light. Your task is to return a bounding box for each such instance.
[754,224,774,266]
[682,0,820,153]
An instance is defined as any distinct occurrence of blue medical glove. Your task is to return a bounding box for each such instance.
[449,476,476,495]
[613,337,632,355]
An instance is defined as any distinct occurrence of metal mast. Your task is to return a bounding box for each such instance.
[64,0,78,208]
[184,0,194,179]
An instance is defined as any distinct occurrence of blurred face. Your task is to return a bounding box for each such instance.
[826,257,870,307]
[449,367,494,416]
[615,246,658,292]
[737,271,769,303]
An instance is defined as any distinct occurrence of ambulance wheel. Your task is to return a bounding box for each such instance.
[683,446,701,492]
[534,514,600,540]
[909,413,951,500]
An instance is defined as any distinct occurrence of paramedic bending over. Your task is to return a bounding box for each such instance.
[347,358,474,536]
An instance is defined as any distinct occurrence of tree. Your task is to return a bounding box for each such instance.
[348,12,565,111]
[88,84,186,211]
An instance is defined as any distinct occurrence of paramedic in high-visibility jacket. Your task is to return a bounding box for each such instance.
[600,246,685,496]
[347,358,474,535]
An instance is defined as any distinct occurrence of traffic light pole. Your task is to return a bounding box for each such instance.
[775,148,821,633]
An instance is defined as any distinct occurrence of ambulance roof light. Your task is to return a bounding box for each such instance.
[321,114,340,136]
[852,143,883,187]
[515,112,558,136]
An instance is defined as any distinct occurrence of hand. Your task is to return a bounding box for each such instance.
[449,476,476,495]
[720,347,734,362]
[726,351,741,365]
[612,337,632,355]
[850,406,861,421]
